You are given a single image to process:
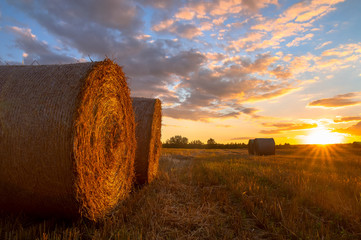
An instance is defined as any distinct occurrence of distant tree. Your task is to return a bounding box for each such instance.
[166,135,188,145]
[190,140,203,145]
[207,138,216,145]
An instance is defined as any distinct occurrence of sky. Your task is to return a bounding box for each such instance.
[0,0,361,144]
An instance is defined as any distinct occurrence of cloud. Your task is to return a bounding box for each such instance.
[136,0,180,9]
[216,124,232,128]
[178,53,296,103]
[333,121,361,136]
[4,0,353,124]
[7,26,76,64]
[286,33,314,47]
[230,137,252,140]
[163,105,259,122]
[286,42,361,75]
[245,87,300,102]
[7,0,143,56]
[152,20,202,39]
[260,122,318,134]
[174,0,278,20]
[9,0,142,32]
[127,48,207,98]
[242,0,345,51]
[154,53,298,121]
[320,43,361,69]
[269,66,291,79]
[151,0,278,41]
[334,116,361,123]
[315,40,332,50]
[308,92,361,109]
[163,106,240,122]
[175,8,196,20]
[228,32,265,52]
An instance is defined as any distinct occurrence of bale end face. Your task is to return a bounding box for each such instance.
[73,59,136,221]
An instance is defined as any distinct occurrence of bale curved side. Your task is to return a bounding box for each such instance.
[248,139,255,155]
[254,138,275,156]
[0,59,135,221]
[132,97,162,185]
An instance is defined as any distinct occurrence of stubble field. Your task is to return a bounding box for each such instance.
[1,145,361,239]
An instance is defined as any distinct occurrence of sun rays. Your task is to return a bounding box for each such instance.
[303,126,344,145]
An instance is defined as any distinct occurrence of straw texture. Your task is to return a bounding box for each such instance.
[254,138,275,156]
[132,97,162,185]
[0,59,135,221]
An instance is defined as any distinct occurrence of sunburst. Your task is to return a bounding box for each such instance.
[304,126,344,145]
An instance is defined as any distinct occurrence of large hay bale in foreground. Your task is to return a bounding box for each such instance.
[254,138,275,156]
[132,97,162,185]
[248,139,255,155]
[0,59,135,221]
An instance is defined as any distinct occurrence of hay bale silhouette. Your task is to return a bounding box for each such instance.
[254,138,275,155]
[0,59,136,221]
[248,139,255,155]
[132,97,162,185]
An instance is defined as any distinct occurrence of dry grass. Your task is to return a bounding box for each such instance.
[189,145,361,239]
[1,145,360,239]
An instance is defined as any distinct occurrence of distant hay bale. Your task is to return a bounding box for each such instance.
[0,59,136,221]
[248,139,255,155]
[132,97,162,185]
[254,138,275,156]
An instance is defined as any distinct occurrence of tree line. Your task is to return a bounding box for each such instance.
[162,135,248,149]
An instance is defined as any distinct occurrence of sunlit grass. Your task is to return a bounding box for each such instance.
[190,145,361,239]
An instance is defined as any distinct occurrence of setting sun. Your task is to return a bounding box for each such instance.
[304,127,345,145]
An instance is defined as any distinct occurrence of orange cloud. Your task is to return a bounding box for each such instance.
[230,137,252,140]
[189,0,278,18]
[333,121,361,136]
[260,122,318,134]
[175,8,196,20]
[286,42,361,75]
[308,92,361,108]
[269,66,292,79]
[228,32,265,51]
[163,105,254,122]
[334,116,361,123]
[152,20,202,39]
[152,19,174,32]
[315,41,332,50]
[286,33,314,47]
[245,87,300,102]
[246,0,344,51]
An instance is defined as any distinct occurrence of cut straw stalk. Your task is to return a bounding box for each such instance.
[0,59,135,221]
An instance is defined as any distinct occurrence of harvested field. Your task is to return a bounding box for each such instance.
[1,145,361,239]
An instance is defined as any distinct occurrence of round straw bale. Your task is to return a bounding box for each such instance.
[0,59,135,221]
[248,139,255,155]
[132,97,162,185]
[254,138,275,156]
